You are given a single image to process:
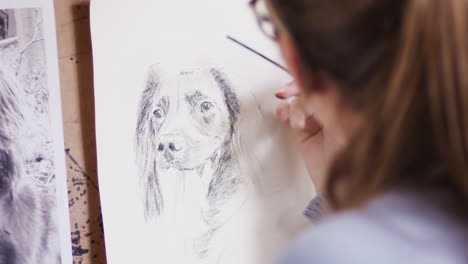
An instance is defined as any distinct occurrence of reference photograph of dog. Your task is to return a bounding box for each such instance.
[0,70,60,264]
[0,8,63,264]
[136,65,245,261]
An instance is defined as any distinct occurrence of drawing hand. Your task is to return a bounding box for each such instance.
[275,81,327,193]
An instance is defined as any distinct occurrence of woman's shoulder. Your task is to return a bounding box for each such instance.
[278,210,402,264]
[278,190,468,264]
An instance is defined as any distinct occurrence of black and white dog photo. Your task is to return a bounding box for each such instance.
[0,70,60,264]
[0,8,63,264]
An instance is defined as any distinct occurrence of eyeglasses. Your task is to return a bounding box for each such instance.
[249,0,279,40]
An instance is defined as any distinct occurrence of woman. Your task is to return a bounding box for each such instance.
[250,0,468,263]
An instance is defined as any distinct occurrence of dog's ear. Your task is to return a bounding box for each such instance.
[0,71,24,197]
[143,167,163,219]
[136,66,161,155]
[0,73,25,141]
[0,140,16,197]
[209,67,241,168]
[135,65,163,219]
[0,230,17,264]
[146,65,160,91]
[209,68,240,127]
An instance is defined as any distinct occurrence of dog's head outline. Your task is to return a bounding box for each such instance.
[136,65,241,219]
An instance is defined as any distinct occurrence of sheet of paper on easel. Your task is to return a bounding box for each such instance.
[0,0,72,263]
[91,0,315,263]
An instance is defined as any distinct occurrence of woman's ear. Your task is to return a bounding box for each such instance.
[278,33,309,90]
[278,33,336,95]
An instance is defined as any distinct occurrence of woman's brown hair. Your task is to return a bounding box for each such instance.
[268,0,468,209]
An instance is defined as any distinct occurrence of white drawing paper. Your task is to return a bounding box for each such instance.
[91,0,315,263]
[0,0,72,263]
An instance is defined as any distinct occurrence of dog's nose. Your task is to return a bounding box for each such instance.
[158,135,184,153]
[158,143,165,152]
[168,143,180,152]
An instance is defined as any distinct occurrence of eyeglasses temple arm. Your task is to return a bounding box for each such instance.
[226,35,290,74]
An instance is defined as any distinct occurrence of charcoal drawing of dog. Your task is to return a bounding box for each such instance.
[136,65,243,229]
[0,70,60,264]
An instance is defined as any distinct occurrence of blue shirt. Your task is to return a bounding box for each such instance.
[278,190,468,264]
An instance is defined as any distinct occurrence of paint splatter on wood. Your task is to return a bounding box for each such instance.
[66,148,106,264]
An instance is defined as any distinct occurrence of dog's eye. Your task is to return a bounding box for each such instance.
[200,102,214,113]
[153,109,163,119]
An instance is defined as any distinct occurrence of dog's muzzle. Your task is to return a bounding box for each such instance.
[157,134,186,164]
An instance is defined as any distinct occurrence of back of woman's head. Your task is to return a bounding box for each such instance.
[269,0,468,210]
